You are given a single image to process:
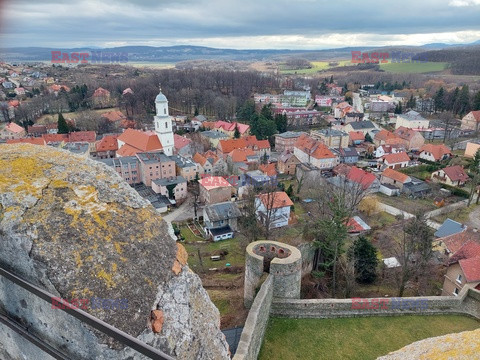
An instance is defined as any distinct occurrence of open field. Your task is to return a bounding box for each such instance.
[259,315,479,360]
[379,62,448,73]
[35,107,120,124]
[128,62,175,69]
[279,60,351,74]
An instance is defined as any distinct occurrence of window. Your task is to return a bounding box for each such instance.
[165,122,168,128]
[456,274,462,284]
[164,108,166,115]
[453,288,459,296]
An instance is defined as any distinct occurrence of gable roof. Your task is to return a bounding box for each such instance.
[375,129,397,142]
[174,134,192,150]
[42,133,69,143]
[348,121,375,130]
[419,144,452,161]
[381,168,410,183]
[434,218,466,238]
[96,135,118,152]
[465,110,480,122]
[257,191,293,209]
[193,152,208,167]
[259,163,277,177]
[349,131,365,141]
[294,134,335,160]
[394,126,422,141]
[441,166,469,182]
[117,128,163,153]
[228,148,256,163]
[204,202,241,222]
[69,131,96,143]
[218,138,247,153]
[459,256,480,283]
[5,122,24,133]
[440,230,480,254]
[383,151,410,164]
[346,216,371,233]
[93,87,110,97]
[450,241,480,265]
[346,166,377,188]
[101,110,126,122]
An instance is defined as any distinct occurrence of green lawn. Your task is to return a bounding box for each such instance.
[180,226,245,270]
[379,62,448,73]
[259,315,479,360]
[375,193,436,213]
[279,60,351,74]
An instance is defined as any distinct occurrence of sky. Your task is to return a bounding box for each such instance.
[1,0,480,49]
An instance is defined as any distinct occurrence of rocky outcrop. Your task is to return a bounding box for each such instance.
[0,144,229,359]
[377,329,480,360]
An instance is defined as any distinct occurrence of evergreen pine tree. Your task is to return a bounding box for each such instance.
[234,125,241,139]
[57,113,69,134]
[351,236,378,284]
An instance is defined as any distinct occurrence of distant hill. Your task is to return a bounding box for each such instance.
[0,42,479,64]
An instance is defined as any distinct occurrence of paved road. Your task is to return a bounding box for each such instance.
[162,197,202,223]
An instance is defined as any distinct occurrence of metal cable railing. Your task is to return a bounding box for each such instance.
[0,266,174,360]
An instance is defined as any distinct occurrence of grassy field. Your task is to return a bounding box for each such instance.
[379,62,448,73]
[375,193,436,213]
[279,60,351,74]
[259,315,479,360]
[432,204,477,224]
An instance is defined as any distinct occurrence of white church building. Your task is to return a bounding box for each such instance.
[154,88,175,156]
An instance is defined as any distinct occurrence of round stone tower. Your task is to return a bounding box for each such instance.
[244,240,302,308]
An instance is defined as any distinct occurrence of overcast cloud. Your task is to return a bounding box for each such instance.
[0,0,479,49]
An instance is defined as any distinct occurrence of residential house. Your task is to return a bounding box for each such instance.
[349,131,365,145]
[244,170,275,188]
[394,126,425,150]
[395,110,430,129]
[199,176,233,204]
[244,135,271,157]
[101,110,127,125]
[419,144,452,162]
[402,177,431,197]
[464,142,480,158]
[273,107,322,127]
[344,121,377,136]
[333,147,359,164]
[0,122,26,140]
[48,84,70,95]
[330,166,380,193]
[381,151,410,170]
[203,202,242,241]
[275,131,305,152]
[99,156,140,185]
[294,134,339,169]
[369,99,390,113]
[431,166,469,187]
[204,150,227,175]
[200,130,229,148]
[442,240,480,296]
[277,151,300,175]
[283,90,311,107]
[436,230,479,257]
[258,163,277,177]
[345,112,364,123]
[334,101,354,119]
[171,155,199,181]
[374,144,405,158]
[92,87,111,107]
[204,120,250,138]
[14,87,25,96]
[151,176,188,202]
[136,152,175,186]
[27,125,47,137]
[255,191,294,229]
[217,138,247,158]
[117,128,163,157]
[193,152,213,175]
[380,168,411,190]
[311,129,349,148]
[315,95,335,107]
[173,134,193,157]
[461,111,480,132]
[93,135,118,159]
[227,148,258,174]
[295,162,322,184]
[374,129,399,147]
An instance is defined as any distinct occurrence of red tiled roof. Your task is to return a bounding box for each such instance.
[5,122,25,133]
[295,134,336,160]
[349,131,365,141]
[383,151,410,164]
[450,241,480,264]
[193,152,208,166]
[116,143,140,157]
[69,131,96,143]
[7,138,46,145]
[49,84,70,92]
[174,134,192,150]
[8,100,20,108]
[244,135,270,150]
[202,121,216,130]
[441,230,480,254]
[218,138,247,154]
[117,128,163,153]
[28,125,47,134]
[228,148,256,163]
[199,176,232,190]
[347,166,377,189]
[419,144,452,161]
[467,110,480,122]
[375,129,397,142]
[235,122,250,135]
[95,135,118,152]
[101,110,126,123]
[382,168,410,183]
[259,163,277,177]
[441,166,469,182]
[394,126,422,141]
[257,191,293,209]
[204,150,221,164]
[459,256,480,283]
[333,163,352,176]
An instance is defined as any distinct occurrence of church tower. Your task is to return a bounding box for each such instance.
[154,87,174,156]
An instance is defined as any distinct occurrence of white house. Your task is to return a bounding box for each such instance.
[395,110,430,130]
[255,191,293,229]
